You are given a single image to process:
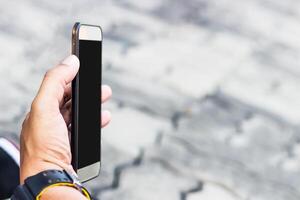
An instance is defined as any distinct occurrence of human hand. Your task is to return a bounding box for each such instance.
[20,55,112,183]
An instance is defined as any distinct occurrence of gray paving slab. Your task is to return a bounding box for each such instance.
[102,101,171,155]
[221,59,300,124]
[186,183,239,200]
[146,93,300,200]
[99,158,197,200]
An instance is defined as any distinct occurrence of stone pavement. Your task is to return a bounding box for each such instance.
[0,0,300,199]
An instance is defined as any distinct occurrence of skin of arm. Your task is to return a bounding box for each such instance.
[20,55,112,199]
[41,186,87,200]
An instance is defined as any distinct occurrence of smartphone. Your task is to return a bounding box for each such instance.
[71,22,102,182]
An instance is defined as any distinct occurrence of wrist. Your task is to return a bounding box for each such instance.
[20,159,63,184]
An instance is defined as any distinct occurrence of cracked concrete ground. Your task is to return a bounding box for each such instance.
[0,0,300,199]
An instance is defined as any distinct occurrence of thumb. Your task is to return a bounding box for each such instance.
[32,55,79,111]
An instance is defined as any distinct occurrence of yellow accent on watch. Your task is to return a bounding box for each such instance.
[36,182,91,200]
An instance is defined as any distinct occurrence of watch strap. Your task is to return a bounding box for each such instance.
[11,169,91,200]
[11,185,32,200]
[25,170,73,197]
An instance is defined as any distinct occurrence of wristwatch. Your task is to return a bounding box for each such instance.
[11,169,91,200]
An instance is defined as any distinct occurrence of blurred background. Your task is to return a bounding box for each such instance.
[0,0,300,199]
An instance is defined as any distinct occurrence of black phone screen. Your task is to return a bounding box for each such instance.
[78,39,101,169]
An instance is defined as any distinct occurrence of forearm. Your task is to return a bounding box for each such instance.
[40,186,87,200]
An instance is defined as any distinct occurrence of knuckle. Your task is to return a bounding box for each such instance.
[21,112,30,127]
[31,98,44,112]
[44,68,67,90]
[44,69,56,79]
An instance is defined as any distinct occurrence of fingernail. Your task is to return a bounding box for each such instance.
[102,85,112,96]
[61,55,79,67]
[102,110,111,127]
